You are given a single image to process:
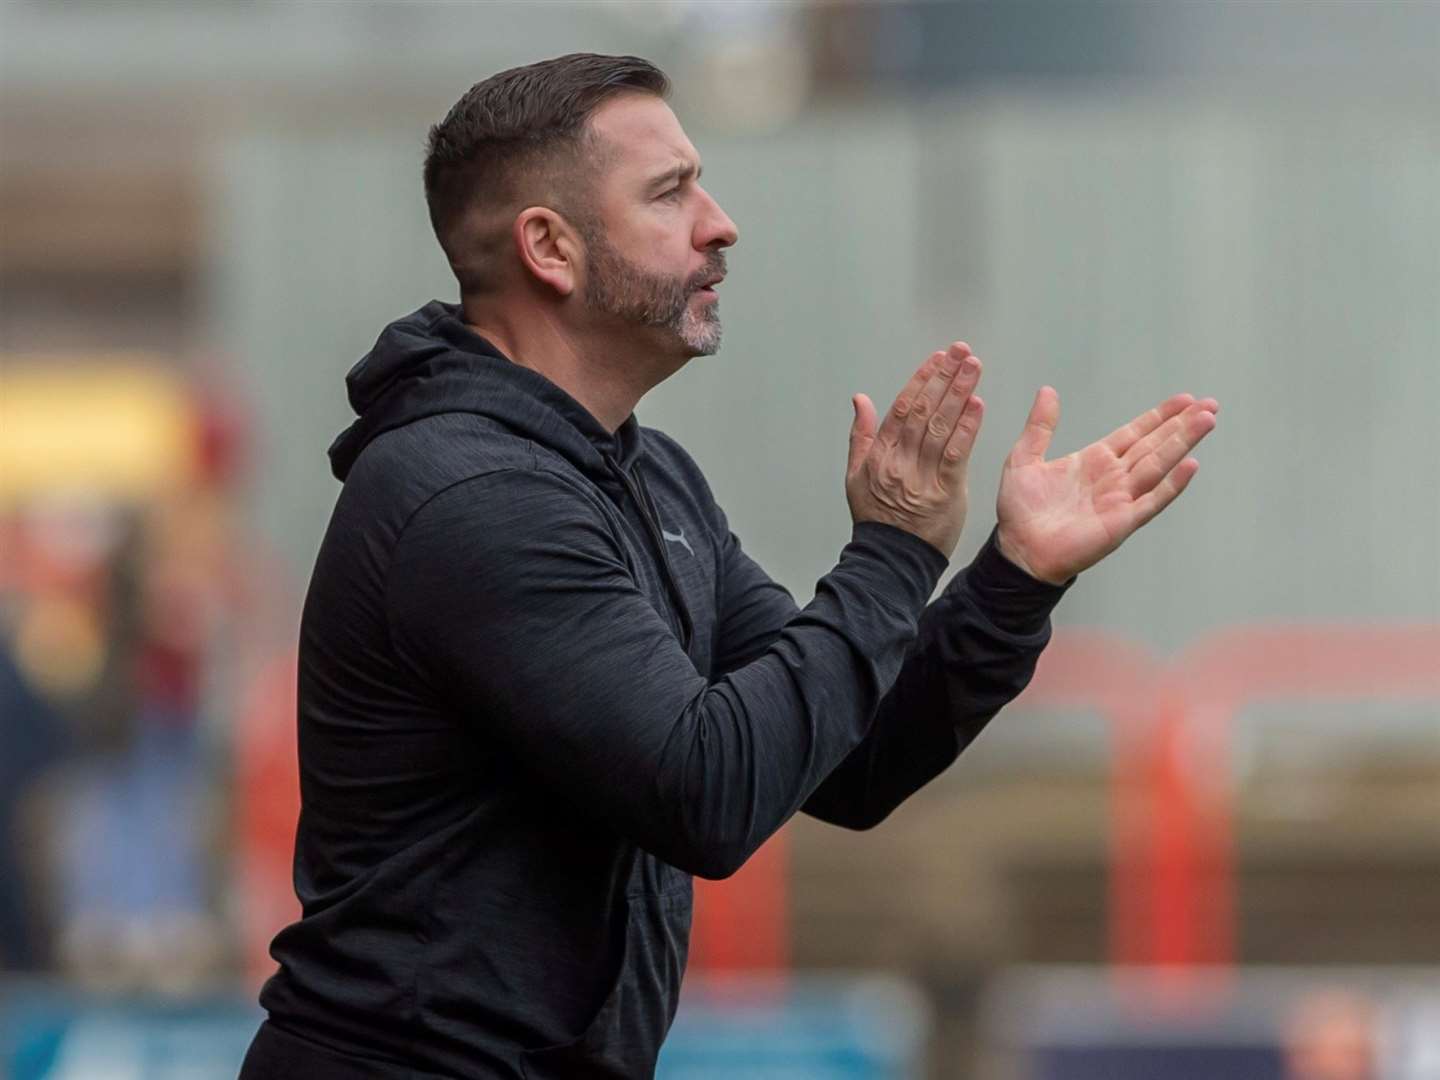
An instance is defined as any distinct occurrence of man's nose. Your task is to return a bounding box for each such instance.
[695,187,738,250]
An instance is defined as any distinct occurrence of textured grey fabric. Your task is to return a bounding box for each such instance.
[248,301,1068,1078]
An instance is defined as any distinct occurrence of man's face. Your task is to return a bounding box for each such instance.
[577,94,738,358]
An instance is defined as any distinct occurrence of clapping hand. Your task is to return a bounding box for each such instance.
[994,388,1219,585]
[846,342,985,560]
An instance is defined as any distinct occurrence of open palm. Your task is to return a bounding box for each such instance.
[995,388,1218,585]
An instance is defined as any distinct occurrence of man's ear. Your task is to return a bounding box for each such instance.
[513,207,579,297]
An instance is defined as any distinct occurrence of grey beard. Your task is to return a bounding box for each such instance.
[581,226,725,356]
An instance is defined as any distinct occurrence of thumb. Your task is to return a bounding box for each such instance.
[1012,385,1059,465]
[847,393,877,476]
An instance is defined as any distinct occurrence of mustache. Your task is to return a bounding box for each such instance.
[687,253,728,291]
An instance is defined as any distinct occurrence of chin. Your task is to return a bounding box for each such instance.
[682,335,721,359]
[677,316,722,358]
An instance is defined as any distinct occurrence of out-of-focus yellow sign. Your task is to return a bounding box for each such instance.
[0,357,195,506]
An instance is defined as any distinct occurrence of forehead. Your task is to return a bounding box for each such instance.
[587,94,699,182]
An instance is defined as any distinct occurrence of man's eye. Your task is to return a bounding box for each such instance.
[657,187,681,201]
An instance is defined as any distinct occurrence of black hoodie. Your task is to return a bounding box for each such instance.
[248,300,1068,1078]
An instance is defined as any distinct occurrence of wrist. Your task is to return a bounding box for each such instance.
[994,527,1071,586]
[960,527,1072,636]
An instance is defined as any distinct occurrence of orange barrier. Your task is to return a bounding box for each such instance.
[1150,625,1440,975]
[234,651,301,988]
[1017,632,1171,971]
[689,831,789,974]
[1019,623,1440,987]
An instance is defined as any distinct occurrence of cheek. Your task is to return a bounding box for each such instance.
[637,204,700,252]
[607,207,696,274]
[646,224,695,267]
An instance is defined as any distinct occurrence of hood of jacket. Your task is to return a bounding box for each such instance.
[328,300,644,492]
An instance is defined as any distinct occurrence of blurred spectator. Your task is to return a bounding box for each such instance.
[49,494,233,992]
[1282,990,1377,1080]
[0,354,270,991]
[0,635,66,969]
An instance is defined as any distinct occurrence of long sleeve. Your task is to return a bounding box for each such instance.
[384,469,946,880]
[710,516,1069,831]
[800,529,1070,829]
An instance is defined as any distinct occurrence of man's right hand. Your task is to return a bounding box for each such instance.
[846,342,985,561]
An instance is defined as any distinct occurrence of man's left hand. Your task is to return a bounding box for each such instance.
[994,388,1219,585]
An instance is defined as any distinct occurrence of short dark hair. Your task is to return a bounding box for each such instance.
[423,53,670,295]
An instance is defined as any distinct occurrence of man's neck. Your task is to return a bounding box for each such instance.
[463,305,683,434]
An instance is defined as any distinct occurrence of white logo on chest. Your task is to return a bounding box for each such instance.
[660,527,694,556]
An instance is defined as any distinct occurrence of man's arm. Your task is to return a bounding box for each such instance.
[710,521,1065,831]
[800,530,1066,827]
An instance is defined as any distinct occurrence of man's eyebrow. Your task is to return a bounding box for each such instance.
[645,160,703,191]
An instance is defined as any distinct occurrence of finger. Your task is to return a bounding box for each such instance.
[1131,457,1201,530]
[1121,401,1213,475]
[917,352,982,476]
[1010,386,1060,465]
[899,342,972,456]
[939,394,985,477]
[847,393,878,478]
[1127,407,1217,495]
[1100,393,1194,456]
[876,351,946,448]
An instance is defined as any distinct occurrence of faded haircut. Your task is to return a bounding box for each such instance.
[423,53,670,296]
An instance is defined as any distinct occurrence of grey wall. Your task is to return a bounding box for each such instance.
[917,97,1440,646]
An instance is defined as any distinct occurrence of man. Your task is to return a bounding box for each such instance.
[241,53,1217,1078]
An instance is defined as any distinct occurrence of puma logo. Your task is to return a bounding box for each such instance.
[661,527,694,556]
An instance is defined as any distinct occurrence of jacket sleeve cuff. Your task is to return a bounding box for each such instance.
[844,521,951,616]
[961,527,1073,636]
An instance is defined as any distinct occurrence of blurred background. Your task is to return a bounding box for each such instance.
[2,1,1438,1077]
